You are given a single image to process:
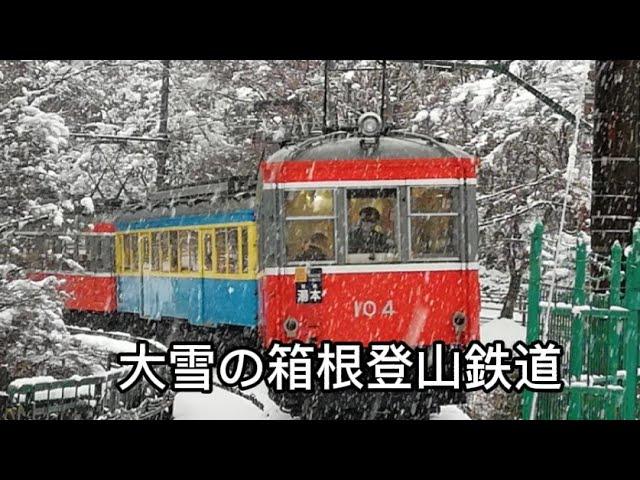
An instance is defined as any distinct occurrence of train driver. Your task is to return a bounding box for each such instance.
[348,206,395,254]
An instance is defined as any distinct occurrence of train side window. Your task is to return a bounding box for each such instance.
[114,235,121,273]
[228,227,239,274]
[216,228,227,273]
[87,235,99,272]
[131,234,139,271]
[83,235,93,271]
[161,232,170,272]
[169,231,178,272]
[189,230,199,272]
[151,232,161,271]
[241,227,249,274]
[141,234,151,271]
[178,230,189,272]
[346,188,399,264]
[77,235,88,269]
[204,232,213,271]
[409,187,460,259]
[61,236,78,270]
[284,189,335,263]
[102,236,114,273]
[122,234,131,271]
[178,230,199,272]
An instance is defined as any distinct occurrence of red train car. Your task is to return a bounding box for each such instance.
[25,222,117,314]
[257,117,480,350]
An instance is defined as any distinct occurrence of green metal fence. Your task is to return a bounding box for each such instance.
[1,366,173,420]
[522,221,640,420]
[1,331,174,420]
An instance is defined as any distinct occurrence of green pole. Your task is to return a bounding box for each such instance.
[610,241,623,307]
[606,241,623,419]
[608,241,623,380]
[569,240,587,380]
[573,240,587,306]
[522,221,543,420]
[526,222,544,343]
[622,227,640,420]
[567,389,582,420]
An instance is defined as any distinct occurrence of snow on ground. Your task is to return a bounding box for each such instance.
[72,333,138,353]
[480,300,524,325]
[173,383,470,421]
[431,405,470,420]
[173,380,292,420]
[62,316,522,421]
[480,312,526,348]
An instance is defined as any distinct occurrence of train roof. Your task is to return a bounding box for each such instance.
[113,194,255,226]
[267,131,474,163]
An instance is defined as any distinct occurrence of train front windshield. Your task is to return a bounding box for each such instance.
[283,185,463,265]
[346,188,399,263]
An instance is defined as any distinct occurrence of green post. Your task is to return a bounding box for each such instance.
[522,221,543,420]
[572,240,587,306]
[567,389,582,420]
[526,222,544,343]
[610,241,623,307]
[605,242,623,419]
[622,228,640,420]
[607,241,623,380]
[569,240,587,380]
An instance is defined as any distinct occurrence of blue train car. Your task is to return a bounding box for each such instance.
[114,197,259,329]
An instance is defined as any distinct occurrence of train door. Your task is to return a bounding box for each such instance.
[140,233,151,317]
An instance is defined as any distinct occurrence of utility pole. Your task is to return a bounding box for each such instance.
[591,60,640,258]
[156,60,171,189]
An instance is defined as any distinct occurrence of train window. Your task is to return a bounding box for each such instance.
[228,227,239,274]
[284,189,336,263]
[62,235,77,261]
[411,186,459,213]
[130,234,139,271]
[204,232,213,271]
[178,230,199,272]
[102,236,114,273]
[151,232,161,271]
[189,231,199,272]
[85,235,97,272]
[141,234,151,271]
[178,231,189,272]
[346,188,399,263]
[161,232,170,272]
[79,235,91,270]
[285,189,334,217]
[122,234,131,271]
[241,227,249,274]
[114,236,121,272]
[216,229,227,273]
[47,237,63,271]
[409,187,460,259]
[169,231,178,272]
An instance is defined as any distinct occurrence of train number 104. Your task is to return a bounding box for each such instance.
[354,300,396,318]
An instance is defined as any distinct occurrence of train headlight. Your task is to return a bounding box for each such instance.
[452,311,467,333]
[358,112,382,137]
[284,317,299,338]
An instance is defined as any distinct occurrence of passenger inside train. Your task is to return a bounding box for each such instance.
[295,232,330,261]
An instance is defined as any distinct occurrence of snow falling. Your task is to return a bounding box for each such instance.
[0,60,603,420]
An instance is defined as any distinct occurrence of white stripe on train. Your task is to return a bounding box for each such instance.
[262,178,477,190]
[260,262,479,276]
